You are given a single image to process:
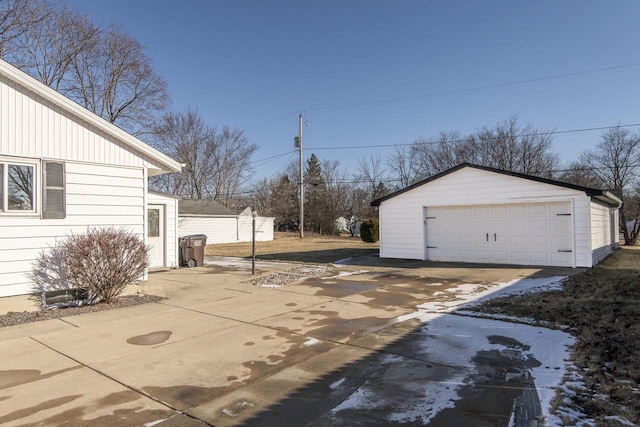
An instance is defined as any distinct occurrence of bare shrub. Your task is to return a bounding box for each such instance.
[31,227,149,304]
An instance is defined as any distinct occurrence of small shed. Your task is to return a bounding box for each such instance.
[178,199,274,244]
[371,163,621,268]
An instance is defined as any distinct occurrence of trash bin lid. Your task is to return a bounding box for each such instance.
[181,234,208,240]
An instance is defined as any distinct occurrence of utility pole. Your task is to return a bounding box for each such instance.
[297,111,304,238]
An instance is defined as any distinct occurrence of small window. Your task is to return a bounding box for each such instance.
[148,208,160,237]
[7,164,34,211]
[43,161,65,219]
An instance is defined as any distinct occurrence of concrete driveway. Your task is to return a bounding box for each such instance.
[0,257,578,426]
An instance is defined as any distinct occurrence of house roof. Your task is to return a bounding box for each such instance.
[0,59,181,176]
[371,163,622,207]
[179,199,237,217]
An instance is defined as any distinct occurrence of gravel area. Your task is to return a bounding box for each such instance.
[0,294,164,328]
[247,265,331,288]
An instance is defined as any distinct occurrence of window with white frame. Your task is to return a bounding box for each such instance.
[0,161,35,212]
[0,159,65,218]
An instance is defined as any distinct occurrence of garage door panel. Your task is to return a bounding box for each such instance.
[509,205,528,216]
[425,202,573,267]
[491,205,509,216]
[492,251,510,262]
[528,204,549,215]
[549,203,571,214]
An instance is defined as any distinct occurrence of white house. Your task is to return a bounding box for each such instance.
[0,59,181,297]
[178,199,274,244]
[371,163,621,268]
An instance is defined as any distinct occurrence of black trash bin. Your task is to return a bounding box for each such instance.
[179,234,207,267]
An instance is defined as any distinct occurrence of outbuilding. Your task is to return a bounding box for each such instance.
[178,199,274,244]
[371,163,621,268]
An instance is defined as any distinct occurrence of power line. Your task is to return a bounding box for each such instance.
[306,123,640,152]
[242,111,299,131]
[305,62,640,112]
[251,150,294,166]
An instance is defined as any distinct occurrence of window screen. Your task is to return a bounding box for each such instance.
[43,161,65,219]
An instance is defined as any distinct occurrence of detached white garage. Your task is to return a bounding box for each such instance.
[372,164,621,268]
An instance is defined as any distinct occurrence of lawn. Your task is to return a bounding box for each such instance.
[204,232,379,264]
[474,246,640,426]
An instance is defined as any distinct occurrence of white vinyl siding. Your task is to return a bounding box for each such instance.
[179,216,238,244]
[378,167,598,267]
[179,215,275,244]
[590,201,614,265]
[0,162,144,297]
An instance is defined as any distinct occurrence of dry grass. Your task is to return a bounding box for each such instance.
[474,246,640,425]
[204,232,379,264]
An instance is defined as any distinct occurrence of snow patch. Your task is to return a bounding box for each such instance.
[301,337,321,347]
[322,270,370,279]
[330,377,346,390]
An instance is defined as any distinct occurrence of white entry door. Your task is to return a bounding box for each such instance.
[425,202,573,267]
[148,205,165,267]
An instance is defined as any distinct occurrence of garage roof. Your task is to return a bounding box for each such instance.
[179,199,237,217]
[371,163,622,207]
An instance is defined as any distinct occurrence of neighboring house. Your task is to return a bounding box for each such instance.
[371,163,621,268]
[336,216,363,236]
[178,200,274,244]
[0,59,181,297]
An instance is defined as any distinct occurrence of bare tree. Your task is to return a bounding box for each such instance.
[210,125,258,207]
[11,3,97,90]
[580,126,640,244]
[151,108,257,206]
[151,108,216,199]
[1,1,168,136]
[353,155,387,219]
[0,0,49,59]
[387,145,419,188]
[357,155,386,194]
[400,116,559,180]
[557,161,603,188]
[67,25,168,135]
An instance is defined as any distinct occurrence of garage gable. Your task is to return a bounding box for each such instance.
[374,163,621,268]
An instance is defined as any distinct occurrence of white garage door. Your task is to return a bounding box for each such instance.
[425,202,573,267]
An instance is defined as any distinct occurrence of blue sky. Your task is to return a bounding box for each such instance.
[65,0,640,181]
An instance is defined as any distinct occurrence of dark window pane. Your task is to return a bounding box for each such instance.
[148,209,160,237]
[8,164,33,210]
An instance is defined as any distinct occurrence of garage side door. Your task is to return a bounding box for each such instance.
[425,202,573,267]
